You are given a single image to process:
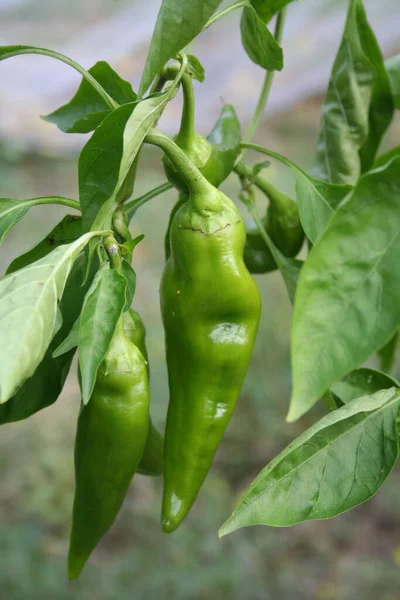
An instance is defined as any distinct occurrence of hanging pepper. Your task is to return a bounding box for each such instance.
[68,317,150,579]
[146,130,261,533]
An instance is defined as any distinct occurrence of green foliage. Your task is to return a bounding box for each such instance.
[290,158,400,421]
[314,0,393,184]
[240,6,283,71]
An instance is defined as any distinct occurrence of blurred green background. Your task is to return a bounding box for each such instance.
[1,1,400,599]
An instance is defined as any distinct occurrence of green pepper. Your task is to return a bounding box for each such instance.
[147,130,261,533]
[123,308,164,477]
[68,317,149,579]
[242,173,304,273]
[163,72,241,192]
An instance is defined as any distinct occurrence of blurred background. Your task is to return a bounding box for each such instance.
[1,0,400,598]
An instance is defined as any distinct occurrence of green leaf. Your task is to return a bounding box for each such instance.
[79,103,137,232]
[0,196,79,246]
[378,334,399,374]
[0,254,92,424]
[289,157,400,422]
[78,267,127,404]
[0,231,104,403]
[374,146,400,169]
[314,0,394,184]
[43,61,137,134]
[386,55,400,109]
[52,316,80,358]
[187,54,205,82]
[240,6,283,71]
[331,368,399,405]
[207,105,242,183]
[219,388,400,535]
[139,0,223,95]
[294,173,352,244]
[250,0,294,23]
[121,259,136,312]
[121,233,145,256]
[6,215,82,274]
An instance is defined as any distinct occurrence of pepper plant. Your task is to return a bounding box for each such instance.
[1,0,400,580]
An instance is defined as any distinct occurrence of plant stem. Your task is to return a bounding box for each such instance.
[249,199,282,265]
[125,182,173,220]
[235,160,289,209]
[240,142,296,171]
[104,236,123,272]
[177,73,196,148]
[145,130,221,212]
[243,8,287,144]
[205,1,250,29]
[0,47,119,110]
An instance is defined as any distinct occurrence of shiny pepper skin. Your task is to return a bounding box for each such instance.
[68,321,149,579]
[161,186,261,533]
[123,309,164,476]
[244,185,304,274]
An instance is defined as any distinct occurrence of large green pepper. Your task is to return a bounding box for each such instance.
[123,308,164,477]
[68,318,149,579]
[148,131,261,533]
[243,175,304,273]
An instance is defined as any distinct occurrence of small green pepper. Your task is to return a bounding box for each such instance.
[68,317,149,579]
[243,175,304,273]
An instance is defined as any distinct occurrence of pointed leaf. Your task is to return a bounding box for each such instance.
[220,389,400,535]
[0,254,93,424]
[0,231,104,403]
[78,268,127,404]
[0,196,78,246]
[240,6,283,72]
[52,316,80,358]
[207,104,241,184]
[289,157,400,421]
[43,61,137,133]
[314,0,394,184]
[187,55,205,82]
[139,0,223,95]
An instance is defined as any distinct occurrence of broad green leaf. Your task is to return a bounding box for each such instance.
[187,54,205,82]
[219,388,400,535]
[43,61,137,134]
[0,231,104,403]
[289,157,400,422]
[139,0,223,95]
[250,0,294,23]
[52,316,80,358]
[378,333,399,374]
[6,215,82,274]
[386,55,400,109]
[240,6,283,72]
[207,105,241,184]
[79,103,137,232]
[314,0,394,184]
[331,368,399,405]
[0,254,92,424]
[78,268,127,404]
[0,196,79,246]
[294,173,352,244]
[81,83,179,238]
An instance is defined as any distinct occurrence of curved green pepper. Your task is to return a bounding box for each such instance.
[123,308,164,476]
[68,318,149,579]
[243,177,304,273]
[148,131,261,533]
